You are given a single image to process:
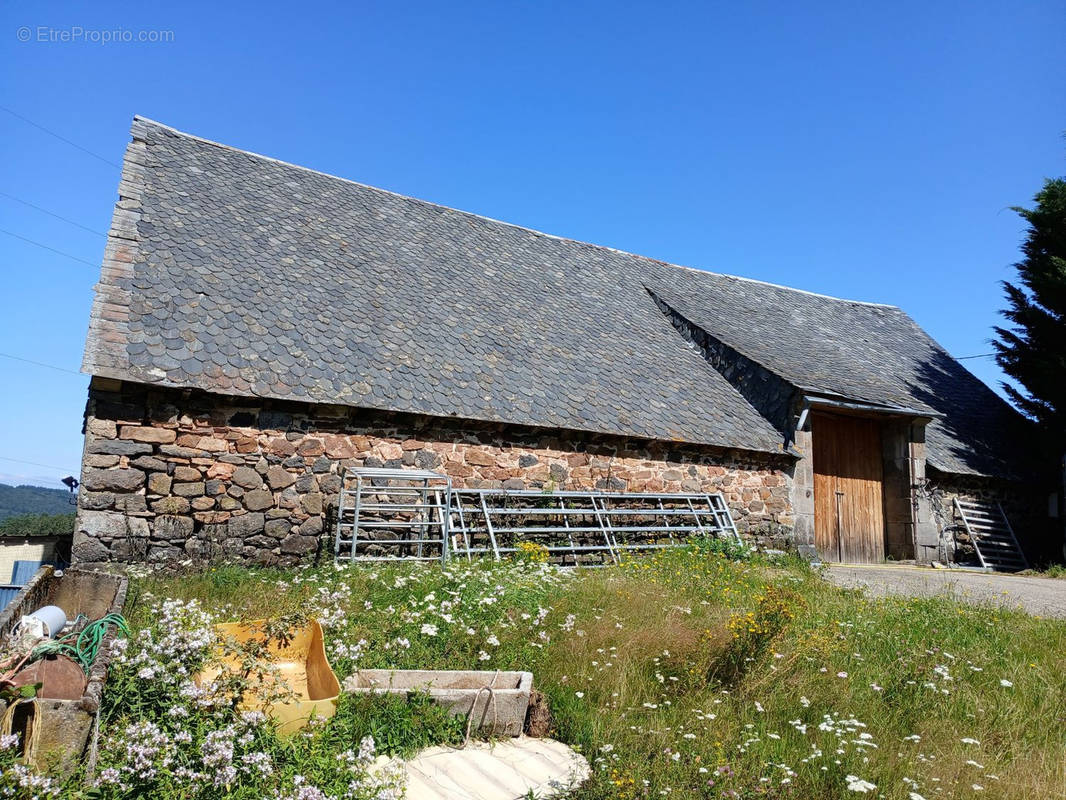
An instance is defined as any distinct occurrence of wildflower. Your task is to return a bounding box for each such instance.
[999,679,1013,687]
[420,623,438,636]
[241,751,274,777]
[961,737,980,745]
[575,691,585,699]
[845,775,876,792]
[357,735,376,764]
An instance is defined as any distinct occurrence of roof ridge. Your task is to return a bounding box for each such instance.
[131,115,899,311]
[675,267,902,309]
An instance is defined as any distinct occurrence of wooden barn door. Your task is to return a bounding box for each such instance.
[812,412,886,563]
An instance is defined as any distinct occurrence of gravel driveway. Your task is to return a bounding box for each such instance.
[824,565,1066,619]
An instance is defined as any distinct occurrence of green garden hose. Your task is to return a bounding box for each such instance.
[29,613,129,673]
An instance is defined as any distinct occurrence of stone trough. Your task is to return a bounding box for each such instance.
[346,669,533,737]
[0,566,128,778]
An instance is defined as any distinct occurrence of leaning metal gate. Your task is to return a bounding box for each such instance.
[334,467,742,565]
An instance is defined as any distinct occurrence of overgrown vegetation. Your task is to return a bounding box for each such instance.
[7,548,1064,799]
[0,512,75,537]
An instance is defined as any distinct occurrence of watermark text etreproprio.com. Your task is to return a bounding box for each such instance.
[16,26,175,44]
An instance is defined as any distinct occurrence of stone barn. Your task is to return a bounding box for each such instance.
[74,117,1051,568]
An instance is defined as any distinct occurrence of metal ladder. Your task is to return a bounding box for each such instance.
[953,497,1028,572]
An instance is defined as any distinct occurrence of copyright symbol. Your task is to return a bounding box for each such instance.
[16,26,31,42]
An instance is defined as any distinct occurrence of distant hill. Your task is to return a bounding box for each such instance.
[0,483,76,521]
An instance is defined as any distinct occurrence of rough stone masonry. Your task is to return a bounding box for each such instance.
[73,381,796,566]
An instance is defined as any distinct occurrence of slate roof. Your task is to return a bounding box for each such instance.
[84,117,1029,477]
[82,118,785,455]
[646,273,1033,478]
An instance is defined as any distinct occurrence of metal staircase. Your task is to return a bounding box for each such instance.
[953,498,1028,572]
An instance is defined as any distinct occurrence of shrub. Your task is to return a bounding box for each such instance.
[690,534,754,561]
[513,540,550,563]
[714,586,803,685]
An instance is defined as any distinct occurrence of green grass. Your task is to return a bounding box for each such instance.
[317,691,465,758]
[1022,563,1066,579]
[61,550,1066,799]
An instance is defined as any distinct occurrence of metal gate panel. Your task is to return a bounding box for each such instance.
[334,468,452,563]
[334,468,741,565]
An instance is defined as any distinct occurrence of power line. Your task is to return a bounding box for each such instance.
[0,105,120,168]
[0,191,106,237]
[957,353,996,360]
[0,455,78,474]
[0,227,98,267]
[0,351,83,376]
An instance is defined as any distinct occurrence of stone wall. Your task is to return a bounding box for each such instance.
[74,380,796,566]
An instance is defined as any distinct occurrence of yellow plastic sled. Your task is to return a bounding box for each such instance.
[197,619,340,735]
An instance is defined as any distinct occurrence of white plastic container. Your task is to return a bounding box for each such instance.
[24,605,67,638]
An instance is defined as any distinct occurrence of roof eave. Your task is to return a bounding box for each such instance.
[799,389,942,421]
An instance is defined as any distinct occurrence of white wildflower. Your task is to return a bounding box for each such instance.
[845,775,876,792]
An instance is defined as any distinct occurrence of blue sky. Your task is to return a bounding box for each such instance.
[0,1,1062,490]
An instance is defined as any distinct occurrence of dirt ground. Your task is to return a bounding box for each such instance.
[824,564,1066,619]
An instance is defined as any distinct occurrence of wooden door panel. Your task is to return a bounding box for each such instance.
[813,413,885,563]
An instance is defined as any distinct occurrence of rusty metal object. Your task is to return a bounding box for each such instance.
[10,656,88,700]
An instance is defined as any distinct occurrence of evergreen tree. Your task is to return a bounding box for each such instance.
[993,177,1066,449]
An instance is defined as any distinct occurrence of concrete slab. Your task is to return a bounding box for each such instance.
[392,737,589,800]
